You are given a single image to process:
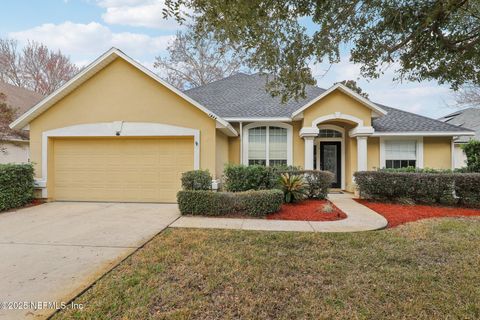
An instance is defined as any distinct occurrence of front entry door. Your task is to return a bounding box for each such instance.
[320,141,341,188]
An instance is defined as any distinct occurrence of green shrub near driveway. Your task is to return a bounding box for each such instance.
[0,163,35,212]
[181,170,212,190]
[177,189,283,216]
[354,171,480,207]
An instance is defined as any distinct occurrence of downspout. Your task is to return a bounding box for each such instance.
[239,122,243,165]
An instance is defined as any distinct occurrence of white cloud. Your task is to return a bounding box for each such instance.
[9,21,174,64]
[96,0,183,29]
[310,55,454,118]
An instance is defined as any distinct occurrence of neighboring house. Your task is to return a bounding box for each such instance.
[10,48,474,202]
[438,108,480,168]
[0,81,43,164]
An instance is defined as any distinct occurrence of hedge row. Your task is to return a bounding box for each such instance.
[223,164,333,199]
[177,189,283,216]
[354,171,480,207]
[0,163,35,212]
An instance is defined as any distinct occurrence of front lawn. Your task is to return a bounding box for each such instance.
[54,218,480,319]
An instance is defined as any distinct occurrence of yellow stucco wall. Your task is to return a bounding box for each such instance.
[228,123,241,164]
[292,121,304,168]
[367,137,380,170]
[303,91,373,127]
[424,137,452,169]
[29,57,218,185]
[215,130,229,179]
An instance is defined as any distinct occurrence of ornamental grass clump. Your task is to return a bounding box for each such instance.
[279,173,307,203]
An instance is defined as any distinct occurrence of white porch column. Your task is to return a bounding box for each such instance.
[356,136,368,171]
[300,127,320,170]
[304,137,315,170]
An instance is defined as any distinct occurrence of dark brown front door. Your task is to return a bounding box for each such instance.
[320,141,341,188]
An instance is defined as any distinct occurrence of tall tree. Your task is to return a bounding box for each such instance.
[455,84,480,107]
[154,29,245,90]
[165,0,480,101]
[0,39,79,95]
[0,93,26,153]
[335,80,369,99]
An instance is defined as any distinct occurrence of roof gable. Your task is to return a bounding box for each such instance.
[291,83,387,119]
[10,48,237,136]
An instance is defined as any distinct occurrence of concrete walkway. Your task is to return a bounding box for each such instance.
[170,193,388,232]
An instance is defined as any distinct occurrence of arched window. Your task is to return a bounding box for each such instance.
[318,129,342,138]
[244,123,292,166]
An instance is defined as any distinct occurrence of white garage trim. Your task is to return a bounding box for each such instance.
[38,122,200,197]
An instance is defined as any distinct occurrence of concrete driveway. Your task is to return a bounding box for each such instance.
[0,202,179,319]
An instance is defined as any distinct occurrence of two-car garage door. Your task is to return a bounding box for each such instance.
[53,137,194,203]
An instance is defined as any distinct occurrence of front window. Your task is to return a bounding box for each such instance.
[248,126,287,166]
[385,140,417,168]
[248,126,267,166]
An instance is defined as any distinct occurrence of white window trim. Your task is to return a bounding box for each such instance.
[242,122,293,166]
[380,136,423,169]
[38,122,200,197]
[315,124,346,190]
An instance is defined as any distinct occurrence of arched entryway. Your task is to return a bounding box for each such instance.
[300,112,374,190]
[314,125,345,189]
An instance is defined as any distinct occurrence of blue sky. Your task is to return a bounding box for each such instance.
[0,0,458,118]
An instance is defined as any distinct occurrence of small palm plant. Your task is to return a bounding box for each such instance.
[279,173,307,203]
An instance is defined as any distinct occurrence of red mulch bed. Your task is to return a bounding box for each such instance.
[355,199,480,228]
[267,200,347,221]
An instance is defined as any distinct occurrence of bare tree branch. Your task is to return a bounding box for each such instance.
[0,39,79,95]
[154,28,247,90]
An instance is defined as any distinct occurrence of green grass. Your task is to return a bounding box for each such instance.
[54,218,480,320]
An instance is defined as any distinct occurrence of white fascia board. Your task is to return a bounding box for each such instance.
[10,47,237,137]
[291,83,388,118]
[371,131,475,137]
[223,117,292,122]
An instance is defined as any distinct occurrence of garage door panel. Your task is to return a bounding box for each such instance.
[53,137,193,202]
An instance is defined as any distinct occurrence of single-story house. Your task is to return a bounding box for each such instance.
[0,81,43,164]
[10,48,475,202]
[438,108,480,168]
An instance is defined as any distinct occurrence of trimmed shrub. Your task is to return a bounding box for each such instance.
[354,171,456,204]
[0,163,34,212]
[462,139,480,172]
[454,173,480,207]
[288,170,334,199]
[380,167,453,173]
[223,164,333,199]
[223,164,278,192]
[354,171,480,207]
[238,190,284,216]
[177,189,283,216]
[181,170,212,191]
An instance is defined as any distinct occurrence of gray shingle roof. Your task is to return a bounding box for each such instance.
[184,73,325,118]
[183,73,471,133]
[0,81,44,141]
[438,108,480,142]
